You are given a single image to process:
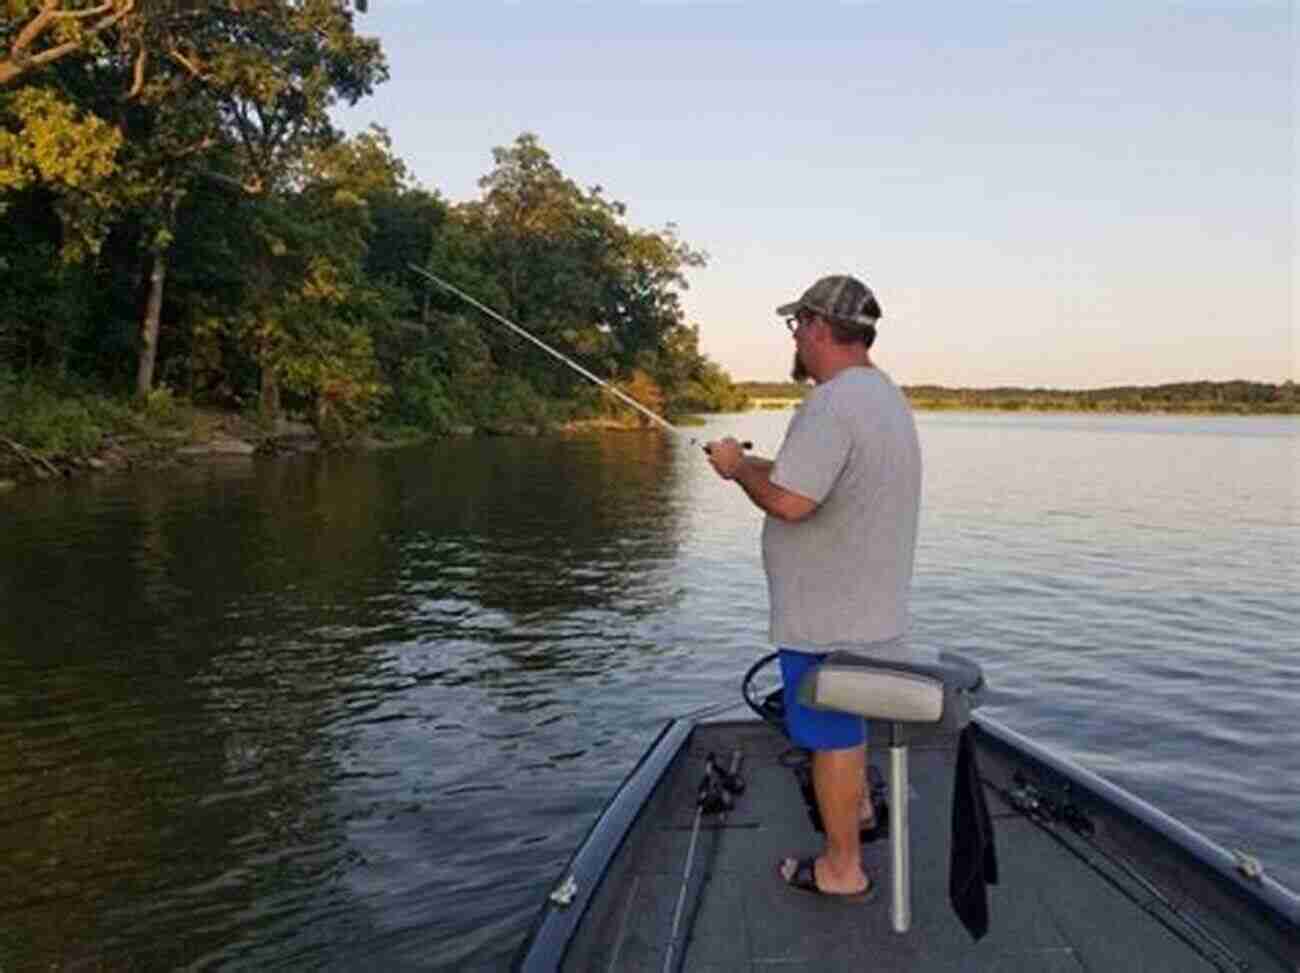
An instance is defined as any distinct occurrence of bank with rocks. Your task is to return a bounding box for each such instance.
[0,410,673,493]
[0,415,341,491]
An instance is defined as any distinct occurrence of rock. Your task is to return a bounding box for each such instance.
[178,437,256,457]
[209,437,257,455]
[87,458,108,471]
[274,418,315,438]
[449,425,476,437]
[0,479,15,492]
[483,422,539,438]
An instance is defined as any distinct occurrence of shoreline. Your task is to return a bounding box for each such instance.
[755,400,1297,417]
[1,405,1292,494]
[749,397,1297,417]
[908,402,1297,416]
[742,379,1297,417]
[0,412,675,492]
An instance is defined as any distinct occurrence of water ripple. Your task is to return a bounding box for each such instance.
[0,416,1295,969]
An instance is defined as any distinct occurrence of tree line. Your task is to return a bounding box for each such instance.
[1,1,747,458]
[904,381,1297,414]
[738,381,1297,415]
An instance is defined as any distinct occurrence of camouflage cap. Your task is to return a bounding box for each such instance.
[776,275,879,329]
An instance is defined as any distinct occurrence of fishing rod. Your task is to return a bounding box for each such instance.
[408,264,750,454]
[663,749,744,973]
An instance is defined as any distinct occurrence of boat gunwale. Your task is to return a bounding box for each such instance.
[511,717,695,972]
[972,712,1300,967]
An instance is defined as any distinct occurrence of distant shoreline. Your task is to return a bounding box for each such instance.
[905,401,1296,416]
[739,380,1297,416]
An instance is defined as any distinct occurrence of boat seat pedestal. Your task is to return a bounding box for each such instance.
[797,651,986,933]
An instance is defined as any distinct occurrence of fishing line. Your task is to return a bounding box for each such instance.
[408,264,751,454]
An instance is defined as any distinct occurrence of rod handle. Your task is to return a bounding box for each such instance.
[702,440,753,455]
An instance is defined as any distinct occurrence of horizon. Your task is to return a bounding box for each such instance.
[732,376,1294,391]
[336,2,1295,389]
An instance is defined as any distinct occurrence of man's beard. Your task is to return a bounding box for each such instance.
[790,350,809,383]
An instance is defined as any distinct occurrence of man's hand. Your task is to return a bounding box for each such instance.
[706,437,746,479]
[707,438,817,522]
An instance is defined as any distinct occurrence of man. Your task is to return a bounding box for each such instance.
[707,274,921,900]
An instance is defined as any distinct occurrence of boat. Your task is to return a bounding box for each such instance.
[512,652,1300,971]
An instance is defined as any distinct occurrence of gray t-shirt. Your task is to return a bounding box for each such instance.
[762,366,921,650]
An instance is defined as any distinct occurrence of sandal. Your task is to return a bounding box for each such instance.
[778,857,876,903]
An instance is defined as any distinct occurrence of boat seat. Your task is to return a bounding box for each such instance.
[796,650,987,934]
[797,650,985,739]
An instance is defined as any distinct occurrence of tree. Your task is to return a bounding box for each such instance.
[120,0,387,402]
[269,128,407,437]
[177,0,388,420]
[116,72,228,396]
[600,220,705,373]
[468,131,610,383]
[2,0,373,91]
[207,128,403,436]
[0,83,122,259]
[447,133,708,405]
[363,184,445,313]
[1,0,135,89]
[3,1,388,404]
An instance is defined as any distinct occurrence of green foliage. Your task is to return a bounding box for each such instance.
[672,367,751,414]
[1,0,135,89]
[196,1,388,197]
[0,371,126,454]
[364,185,446,305]
[610,369,665,426]
[410,132,733,429]
[3,0,751,446]
[736,381,809,401]
[392,356,459,433]
[474,374,557,431]
[0,86,123,259]
[0,201,102,373]
[137,385,190,428]
[3,64,748,450]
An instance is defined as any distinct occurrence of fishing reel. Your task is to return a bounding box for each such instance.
[697,751,746,814]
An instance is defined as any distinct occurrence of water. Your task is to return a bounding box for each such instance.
[0,412,1296,970]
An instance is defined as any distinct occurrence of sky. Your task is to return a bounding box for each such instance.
[335,1,1296,388]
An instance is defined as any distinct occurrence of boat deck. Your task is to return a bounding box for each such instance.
[562,720,1257,972]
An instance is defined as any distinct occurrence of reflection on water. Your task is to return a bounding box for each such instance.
[0,434,691,969]
[0,415,1296,970]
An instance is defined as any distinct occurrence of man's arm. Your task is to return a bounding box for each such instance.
[706,439,817,522]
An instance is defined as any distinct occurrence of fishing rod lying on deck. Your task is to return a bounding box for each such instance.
[408,264,750,454]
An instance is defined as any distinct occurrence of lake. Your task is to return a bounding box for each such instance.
[0,410,1296,970]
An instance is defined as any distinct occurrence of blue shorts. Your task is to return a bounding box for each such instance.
[780,649,868,751]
